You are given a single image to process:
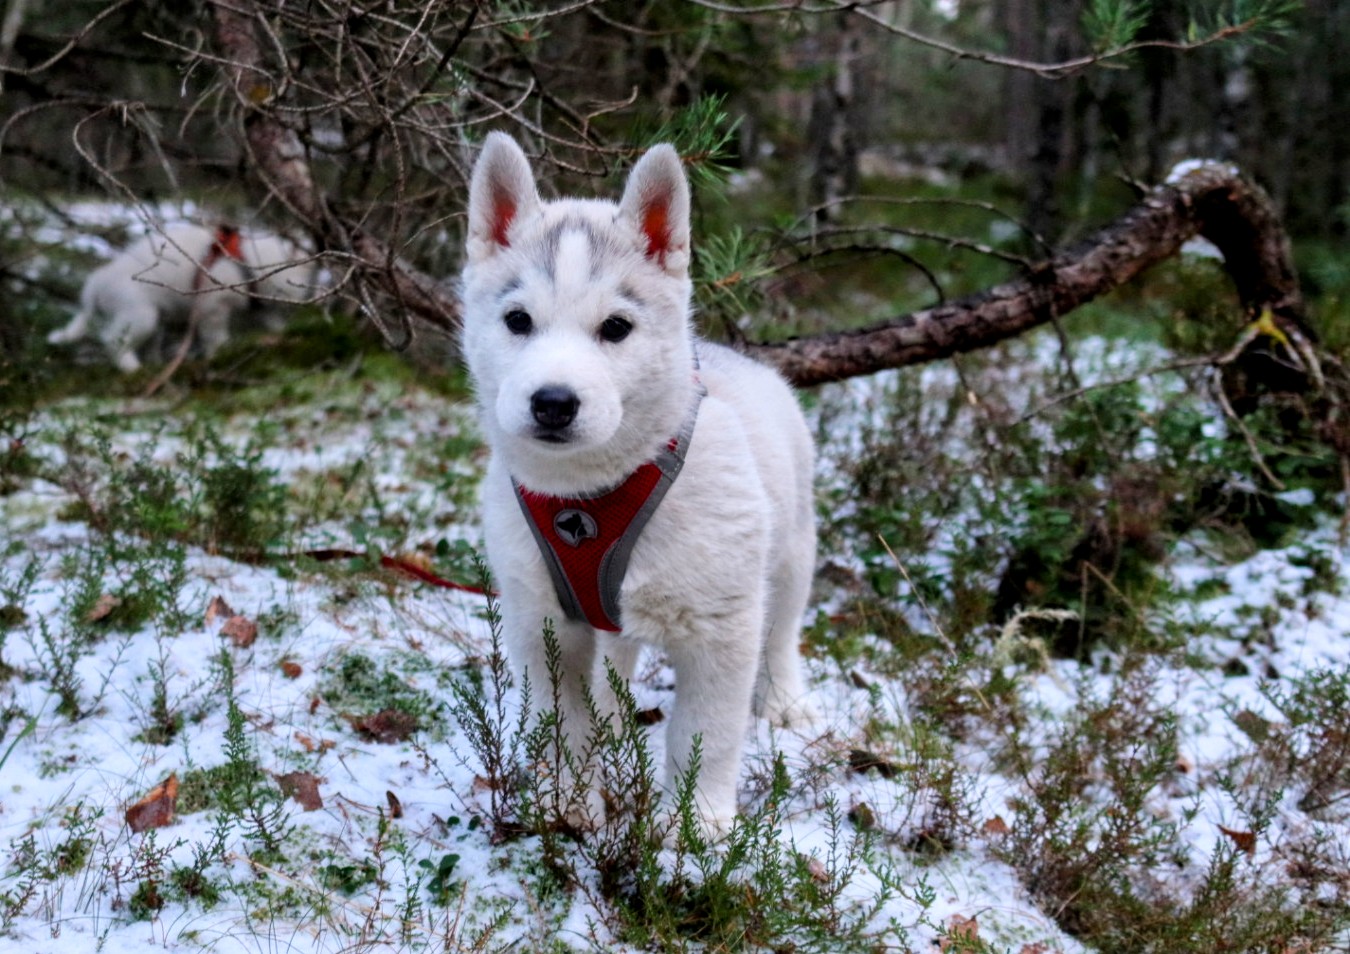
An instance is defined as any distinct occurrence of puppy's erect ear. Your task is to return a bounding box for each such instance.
[618,144,690,276]
[466,132,541,264]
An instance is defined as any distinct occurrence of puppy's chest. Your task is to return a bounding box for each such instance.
[616,551,748,643]
[508,483,764,639]
[620,506,768,601]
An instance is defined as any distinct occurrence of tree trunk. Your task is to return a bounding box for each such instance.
[999,0,1039,190]
[806,13,864,222]
[0,0,30,90]
[1000,0,1078,243]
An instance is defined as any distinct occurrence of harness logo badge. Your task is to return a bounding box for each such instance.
[554,510,598,547]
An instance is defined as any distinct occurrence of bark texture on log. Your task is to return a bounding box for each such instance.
[744,164,1309,387]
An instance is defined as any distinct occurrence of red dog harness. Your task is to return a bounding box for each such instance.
[513,384,704,633]
[193,224,247,291]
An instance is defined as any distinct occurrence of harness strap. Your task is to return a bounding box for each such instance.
[512,381,704,633]
[192,224,249,292]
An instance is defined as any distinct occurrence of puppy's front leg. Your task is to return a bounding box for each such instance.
[196,300,235,359]
[663,612,762,838]
[503,610,601,828]
[591,634,641,725]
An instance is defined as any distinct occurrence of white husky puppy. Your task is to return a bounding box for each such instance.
[48,222,315,373]
[461,132,817,836]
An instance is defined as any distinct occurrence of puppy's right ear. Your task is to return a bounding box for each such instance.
[466,133,540,264]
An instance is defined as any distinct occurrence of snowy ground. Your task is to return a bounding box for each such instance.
[2,358,1347,953]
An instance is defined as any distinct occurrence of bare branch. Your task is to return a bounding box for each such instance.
[190,1,1313,395]
[684,0,1279,78]
[0,0,133,79]
[209,0,462,334]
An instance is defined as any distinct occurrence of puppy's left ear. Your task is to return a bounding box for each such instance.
[466,132,542,265]
[618,144,691,276]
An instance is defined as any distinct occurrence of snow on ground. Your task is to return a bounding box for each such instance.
[1,339,1348,952]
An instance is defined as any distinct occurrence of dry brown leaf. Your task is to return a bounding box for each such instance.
[126,773,179,833]
[294,732,335,754]
[983,815,1010,835]
[1019,943,1054,954]
[386,790,403,819]
[847,748,899,780]
[395,551,434,573]
[939,914,979,951]
[349,709,419,744]
[279,660,303,679]
[204,594,235,627]
[1232,709,1274,744]
[635,707,664,725]
[86,593,121,623]
[1218,824,1257,855]
[219,614,258,648]
[275,771,324,811]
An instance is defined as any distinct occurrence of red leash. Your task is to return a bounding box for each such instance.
[301,548,496,597]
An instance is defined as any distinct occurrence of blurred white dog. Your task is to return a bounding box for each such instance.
[48,222,316,372]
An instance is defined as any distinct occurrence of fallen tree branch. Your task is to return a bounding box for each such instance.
[744,163,1310,388]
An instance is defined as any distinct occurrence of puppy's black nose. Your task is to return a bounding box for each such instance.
[531,386,579,430]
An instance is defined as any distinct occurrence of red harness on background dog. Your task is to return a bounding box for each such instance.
[513,382,704,633]
[192,224,247,291]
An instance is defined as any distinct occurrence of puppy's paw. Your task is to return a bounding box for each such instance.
[557,784,605,835]
[758,687,820,729]
[658,807,737,848]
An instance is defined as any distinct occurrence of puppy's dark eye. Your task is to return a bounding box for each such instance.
[504,309,533,336]
[599,315,632,343]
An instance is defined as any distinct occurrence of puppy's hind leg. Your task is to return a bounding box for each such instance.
[99,303,158,373]
[755,543,818,728]
[47,306,93,346]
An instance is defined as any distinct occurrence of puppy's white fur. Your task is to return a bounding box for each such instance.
[461,133,816,835]
[48,223,315,372]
